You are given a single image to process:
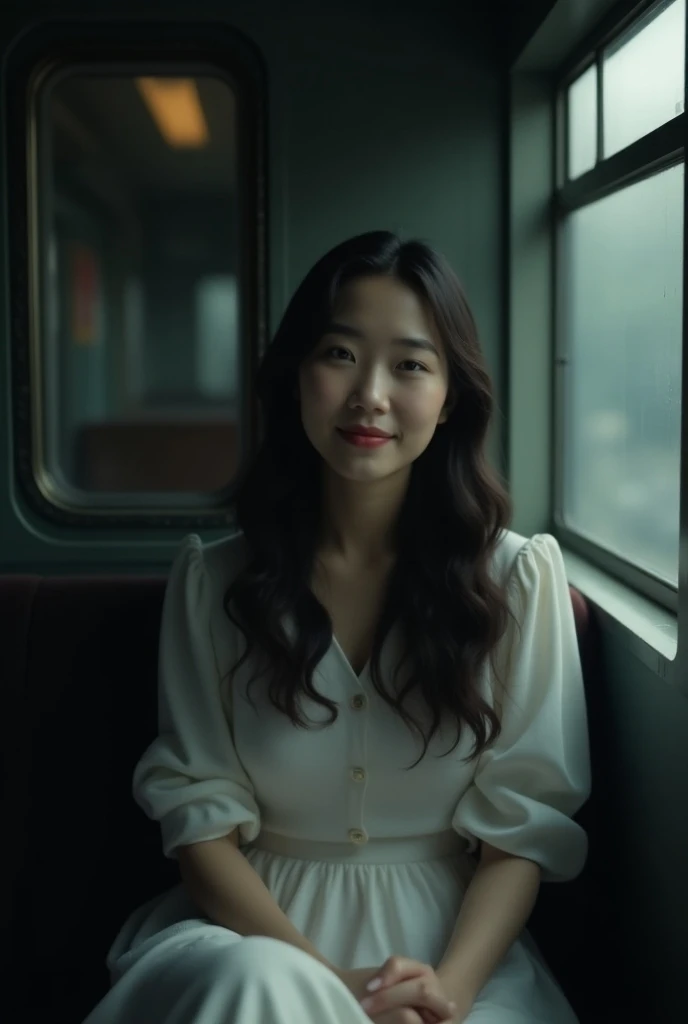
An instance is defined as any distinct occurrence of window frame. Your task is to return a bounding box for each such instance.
[5,19,267,529]
[551,0,685,613]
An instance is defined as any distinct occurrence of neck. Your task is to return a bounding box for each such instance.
[318,467,410,564]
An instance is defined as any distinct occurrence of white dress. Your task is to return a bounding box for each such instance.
[83,529,591,1024]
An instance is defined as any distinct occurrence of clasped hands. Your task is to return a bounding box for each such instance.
[336,956,469,1024]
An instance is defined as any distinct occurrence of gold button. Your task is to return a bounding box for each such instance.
[349,828,367,845]
[350,694,367,710]
[351,767,366,782]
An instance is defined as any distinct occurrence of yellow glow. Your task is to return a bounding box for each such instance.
[135,77,209,149]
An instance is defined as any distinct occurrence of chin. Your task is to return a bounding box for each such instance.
[325,454,409,485]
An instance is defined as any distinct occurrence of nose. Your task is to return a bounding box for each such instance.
[347,366,391,414]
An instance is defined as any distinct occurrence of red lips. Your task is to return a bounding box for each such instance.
[339,425,393,438]
[336,426,393,449]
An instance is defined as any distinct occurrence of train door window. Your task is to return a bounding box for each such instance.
[555,0,685,607]
[30,66,252,512]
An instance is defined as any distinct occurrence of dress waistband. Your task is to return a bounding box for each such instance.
[244,829,469,864]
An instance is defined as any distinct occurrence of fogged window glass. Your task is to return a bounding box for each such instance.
[38,71,240,501]
[567,63,597,180]
[603,0,685,159]
[559,163,683,586]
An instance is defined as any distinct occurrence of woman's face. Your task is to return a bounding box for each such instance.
[297,275,451,485]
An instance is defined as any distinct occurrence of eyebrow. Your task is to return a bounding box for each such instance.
[323,321,440,358]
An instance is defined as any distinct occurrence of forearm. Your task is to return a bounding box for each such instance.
[178,833,336,972]
[436,845,541,1012]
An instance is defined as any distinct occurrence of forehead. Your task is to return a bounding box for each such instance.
[331,276,437,338]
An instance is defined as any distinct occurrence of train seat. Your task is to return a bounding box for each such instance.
[0,571,604,1022]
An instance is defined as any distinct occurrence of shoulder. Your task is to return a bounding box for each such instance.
[168,531,251,603]
[491,529,566,590]
[491,528,529,584]
[490,533,574,676]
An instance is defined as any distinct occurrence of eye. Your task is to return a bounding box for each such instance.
[398,360,427,373]
[323,345,354,362]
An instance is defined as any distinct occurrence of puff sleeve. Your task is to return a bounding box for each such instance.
[451,533,591,882]
[133,534,260,859]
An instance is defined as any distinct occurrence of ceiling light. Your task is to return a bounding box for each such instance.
[136,77,209,149]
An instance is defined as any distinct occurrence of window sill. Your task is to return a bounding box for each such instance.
[561,548,678,680]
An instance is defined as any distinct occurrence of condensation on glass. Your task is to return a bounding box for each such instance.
[567,63,597,180]
[35,69,241,506]
[559,163,684,587]
[603,0,685,159]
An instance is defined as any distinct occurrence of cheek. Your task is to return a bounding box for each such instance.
[401,383,448,429]
[300,366,344,418]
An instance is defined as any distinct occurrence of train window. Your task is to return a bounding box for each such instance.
[33,67,245,509]
[567,63,597,180]
[555,0,685,604]
[558,166,683,586]
[603,0,685,160]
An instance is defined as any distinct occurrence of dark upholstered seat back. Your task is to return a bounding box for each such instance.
[1,575,174,1021]
[0,573,603,1022]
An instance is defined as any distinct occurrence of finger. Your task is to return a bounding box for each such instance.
[366,957,432,993]
[371,1010,455,1024]
[419,1012,442,1024]
[416,1011,446,1024]
[371,1009,424,1024]
[362,979,456,1022]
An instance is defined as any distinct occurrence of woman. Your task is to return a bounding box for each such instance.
[84,231,590,1024]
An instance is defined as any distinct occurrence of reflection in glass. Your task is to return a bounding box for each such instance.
[603,0,685,158]
[196,276,239,401]
[38,72,240,500]
[560,163,684,586]
[567,63,597,180]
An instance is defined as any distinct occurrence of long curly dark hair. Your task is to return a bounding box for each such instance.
[224,231,514,769]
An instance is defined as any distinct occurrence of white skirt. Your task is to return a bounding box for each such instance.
[82,831,578,1024]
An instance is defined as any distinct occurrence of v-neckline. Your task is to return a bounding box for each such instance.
[331,634,371,682]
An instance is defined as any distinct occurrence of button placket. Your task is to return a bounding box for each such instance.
[347,687,370,844]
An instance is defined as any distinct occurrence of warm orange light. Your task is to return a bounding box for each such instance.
[135,77,209,149]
